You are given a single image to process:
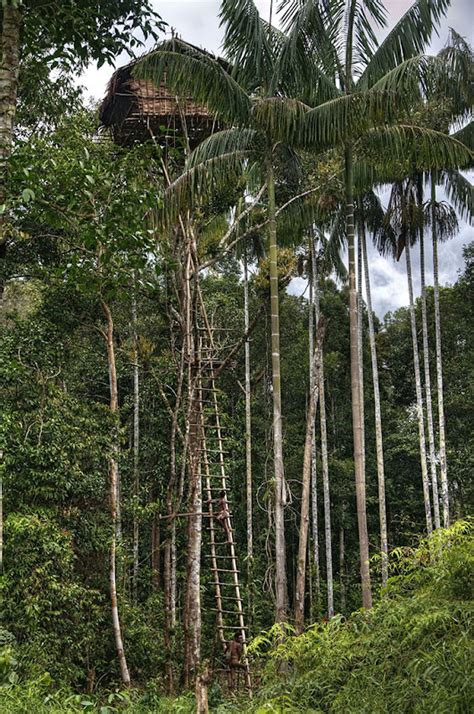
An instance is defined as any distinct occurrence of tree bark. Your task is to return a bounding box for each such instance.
[345,148,372,608]
[0,5,21,284]
[419,228,441,529]
[357,227,366,501]
[243,251,254,629]
[131,282,140,599]
[183,229,202,686]
[405,242,433,534]
[101,299,131,688]
[267,157,288,622]
[295,319,325,632]
[308,263,320,617]
[311,239,333,617]
[361,225,388,586]
[431,174,449,527]
[339,509,346,614]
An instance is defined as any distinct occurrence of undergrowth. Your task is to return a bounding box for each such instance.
[243,520,474,713]
[1,521,472,713]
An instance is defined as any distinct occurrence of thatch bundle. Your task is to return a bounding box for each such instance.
[99,59,218,147]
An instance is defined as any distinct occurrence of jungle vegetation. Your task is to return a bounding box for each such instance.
[0,1,473,712]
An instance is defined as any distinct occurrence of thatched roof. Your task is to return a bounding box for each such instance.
[99,45,223,147]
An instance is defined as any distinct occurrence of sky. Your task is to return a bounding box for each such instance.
[79,0,473,318]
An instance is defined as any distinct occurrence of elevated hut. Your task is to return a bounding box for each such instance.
[99,48,221,148]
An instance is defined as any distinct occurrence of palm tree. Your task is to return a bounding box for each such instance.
[280,0,471,607]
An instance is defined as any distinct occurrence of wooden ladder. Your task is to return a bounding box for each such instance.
[197,322,252,694]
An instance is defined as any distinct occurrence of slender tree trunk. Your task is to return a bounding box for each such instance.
[361,226,388,586]
[357,228,366,492]
[311,239,333,618]
[101,299,131,688]
[345,148,372,608]
[267,158,288,622]
[243,252,254,628]
[131,283,140,599]
[431,174,449,527]
[0,5,21,286]
[339,508,346,614]
[308,266,320,617]
[295,320,324,632]
[419,229,441,529]
[405,242,433,534]
[151,505,160,590]
[183,230,202,686]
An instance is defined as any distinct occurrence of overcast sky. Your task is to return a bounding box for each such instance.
[79,0,473,318]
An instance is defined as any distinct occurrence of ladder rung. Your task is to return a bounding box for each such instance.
[210,608,246,615]
[216,625,247,630]
[205,554,233,559]
[211,568,240,573]
[198,448,230,453]
[221,596,244,601]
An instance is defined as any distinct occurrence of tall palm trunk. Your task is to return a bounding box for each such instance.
[183,238,202,685]
[101,299,131,688]
[431,174,449,527]
[405,241,433,534]
[361,225,388,586]
[295,320,324,632]
[267,158,288,622]
[243,252,254,627]
[419,229,441,529]
[0,5,21,287]
[308,267,320,616]
[131,283,140,599]
[311,240,333,617]
[345,148,372,608]
[357,229,366,487]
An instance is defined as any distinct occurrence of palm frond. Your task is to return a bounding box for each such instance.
[360,125,473,173]
[424,199,460,240]
[163,149,252,225]
[303,90,400,148]
[220,0,275,90]
[252,96,310,144]
[451,121,474,153]
[276,0,342,96]
[133,39,251,126]
[358,0,451,89]
[439,170,474,223]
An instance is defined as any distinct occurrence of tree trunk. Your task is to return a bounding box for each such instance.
[0,5,21,285]
[311,239,333,618]
[345,148,372,608]
[308,265,320,618]
[243,251,254,629]
[339,509,346,614]
[267,158,288,622]
[357,227,366,498]
[405,242,433,534]
[419,229,441,529]
[295,320,324,632]
[183,232,202,686]
[151,507,160,590]
[131,283,140,599]
[361,225,388,586]
[431,174,449,528]
[101,299,131,688]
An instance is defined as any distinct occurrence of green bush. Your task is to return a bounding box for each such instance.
[246,521,474,713]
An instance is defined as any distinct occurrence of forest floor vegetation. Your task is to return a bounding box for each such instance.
[1,521,472,713]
